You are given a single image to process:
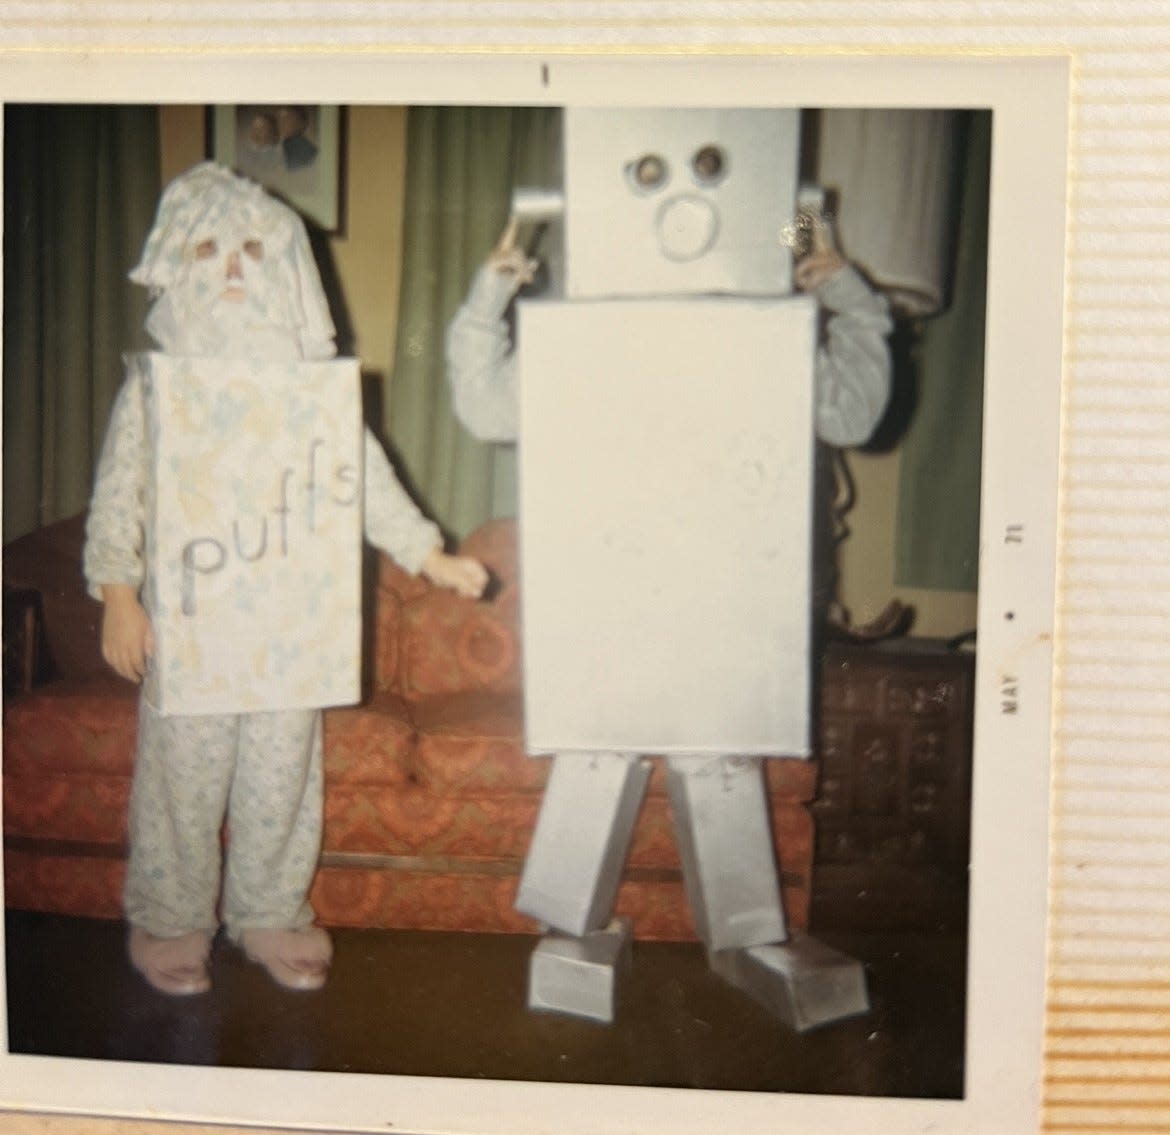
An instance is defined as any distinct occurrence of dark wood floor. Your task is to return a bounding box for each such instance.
[5,899,967,1100]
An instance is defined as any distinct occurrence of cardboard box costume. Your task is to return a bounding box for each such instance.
[446,109,891,1023]
[139,352,364,716]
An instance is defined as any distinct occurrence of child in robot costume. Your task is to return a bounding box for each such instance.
[444,212,893,1001]
[85,163,488,997]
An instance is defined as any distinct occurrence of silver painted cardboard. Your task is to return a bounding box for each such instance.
[562,107,801,299]
[710,934,870,1032]
[666,755,787,951]
[527,918,634,1024]
[515,753,652,935]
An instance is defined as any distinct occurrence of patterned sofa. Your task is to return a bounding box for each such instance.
[3,514,816,940]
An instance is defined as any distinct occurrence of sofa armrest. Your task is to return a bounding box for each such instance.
[2,586,58,693]
[4,513,107,684]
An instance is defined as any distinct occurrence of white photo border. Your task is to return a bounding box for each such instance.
[0,53,1068,1135]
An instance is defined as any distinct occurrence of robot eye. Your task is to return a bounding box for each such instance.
[243,239,264,261]
[193,239,218,260]
[627,153,670,192]
[692,145,726,185]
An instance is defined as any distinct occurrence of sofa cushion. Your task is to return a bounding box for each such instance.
[3,677,136,846]
[369,578,404,694]
[4,771,131,844]
[324,785,538,859]
[375,549,431,605]
[390,518,522,700]
[322,694,414,786]
[3,678,138,778]
[398,594,520,699]
[411,691,541,796]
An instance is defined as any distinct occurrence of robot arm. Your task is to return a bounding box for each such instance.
[811,264,894,448]
[444,264,521,443]
[444,220,538,444]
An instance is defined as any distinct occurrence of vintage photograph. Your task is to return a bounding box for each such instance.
[5,99,990,1106]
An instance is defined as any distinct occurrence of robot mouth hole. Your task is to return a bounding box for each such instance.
[656,194,720,262]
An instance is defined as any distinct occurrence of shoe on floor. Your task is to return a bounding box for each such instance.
[239,926,332,991]
[127,926,213,996]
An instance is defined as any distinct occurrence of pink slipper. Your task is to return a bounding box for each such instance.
[239,926,332,991]
[128,926,213,996]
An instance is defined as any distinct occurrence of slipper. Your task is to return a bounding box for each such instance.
[127,926,213,996]
[239,926,332,992]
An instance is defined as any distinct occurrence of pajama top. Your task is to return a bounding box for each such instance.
[83,360,442,633]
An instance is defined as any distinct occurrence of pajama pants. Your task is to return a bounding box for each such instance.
[124,698,324,940]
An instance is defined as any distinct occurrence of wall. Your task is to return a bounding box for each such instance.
[840,451,979,638]
[159,105,977,640]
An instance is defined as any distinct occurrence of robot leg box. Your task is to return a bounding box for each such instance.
[515,753,652,936]
[528,918,633,1024]
[665,755,787,952]
[709,934,870,1032]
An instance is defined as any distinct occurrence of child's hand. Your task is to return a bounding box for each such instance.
[100,583,155,683]
[793,214,846,293]
[488,217,539,287]
[421,548,490,600]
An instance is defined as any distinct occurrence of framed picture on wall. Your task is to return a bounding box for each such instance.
[211,104,342,231]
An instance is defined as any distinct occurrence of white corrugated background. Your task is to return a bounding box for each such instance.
[1,5,1168,1135]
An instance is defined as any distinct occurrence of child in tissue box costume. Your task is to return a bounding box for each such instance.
[85,163,487,996]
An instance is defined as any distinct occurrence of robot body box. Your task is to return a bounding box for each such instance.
[517,296,817,758]
[137,352,364,716]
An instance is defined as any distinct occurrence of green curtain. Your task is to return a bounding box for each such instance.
[893,111,992,592]
[385,106,560,540]
[3,104,161,542]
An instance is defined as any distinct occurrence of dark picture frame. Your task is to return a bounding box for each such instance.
[211,104,342,232]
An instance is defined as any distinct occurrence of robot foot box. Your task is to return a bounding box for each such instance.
[709,934,870,1033]
[527,918,633,1024]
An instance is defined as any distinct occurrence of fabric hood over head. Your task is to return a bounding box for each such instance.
[131,162,337,361]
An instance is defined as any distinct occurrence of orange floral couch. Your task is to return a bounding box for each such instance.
[3,514,816,940]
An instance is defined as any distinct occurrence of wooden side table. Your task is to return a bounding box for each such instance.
[811,638,976,930]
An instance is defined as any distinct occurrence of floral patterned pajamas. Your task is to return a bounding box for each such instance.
[86,165,444,946]
[125,701,324,940]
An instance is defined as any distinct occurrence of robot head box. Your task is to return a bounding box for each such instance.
[516,108,804,300]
